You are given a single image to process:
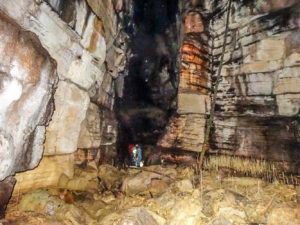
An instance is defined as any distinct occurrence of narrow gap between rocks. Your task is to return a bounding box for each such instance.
[0,0,300,224]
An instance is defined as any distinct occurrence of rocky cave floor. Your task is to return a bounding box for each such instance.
[1,163,300,225]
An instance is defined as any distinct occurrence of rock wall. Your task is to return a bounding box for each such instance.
[0,10,57,217]
[208,0,300,171]
[160,0,300,173]
[158,3,211,151]
[0,0,120,214]
[0,13,57,181]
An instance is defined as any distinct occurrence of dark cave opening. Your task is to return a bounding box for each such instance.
[115,0,180,162]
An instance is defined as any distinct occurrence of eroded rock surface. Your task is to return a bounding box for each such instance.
[159,0,300,171]
[0,0,119,215]
[208,0,300,167]
[0,176,16,218]
[0,13,57,181]
[3,165,299,225]
[158,5,210,152]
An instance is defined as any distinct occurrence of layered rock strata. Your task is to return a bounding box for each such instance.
[208,0,300,172]
[160,0,300,173]
[0,0,120,212]
[158,8,210,152]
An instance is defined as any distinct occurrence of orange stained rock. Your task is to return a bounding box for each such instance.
[181,43,207,54]
[181,44,202,55]
[15,41,46,85]
[182,62,204,71]
[2,19,47,85]
[181,65,206,74]
[182,53,205,65]
[180,76,208,88]
[184,12,204,33]
[88,17,104,53]
[180,70,209,94]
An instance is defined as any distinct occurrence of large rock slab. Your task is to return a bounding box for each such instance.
[78,103,102,149]
[121,166,177,196]
[211,116,300,170]
[18,189,95,224]
[158,114,206,152]
[0,0,106,90]
[159,12,210,153]
[99,207,161,225]
[178,93,210,114]
[267,206,300,225]
[44,81,90,155]
[86,0,117,42]
[13,154,74,193]
[0,13,57,181]
[276,94,300,116]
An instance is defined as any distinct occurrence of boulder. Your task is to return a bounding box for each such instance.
[121,167,176,196]
[19,189,96,225]
[98,164,125,191]
[202,189,248,224]
[267,206,300,225]
[168,196,205,225]
[14,155,74,193]
[174,179,194,193]
[99,207,162,225]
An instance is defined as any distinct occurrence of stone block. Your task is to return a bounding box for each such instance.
[284,52,300,67]
[256,48,285,61]
[178,93,210,114]
[276,94,300,116]
[257,38,285,50]
[274,67,300,94]
[86,0,117,42]
[14,154,74,194]
[184,12,204,33]
[66,50,105,90]
[44,81,90,155]
[232,73,275,96]
[241,60,283,73]
[0,0,106,90]
[256,38,286,61]
[78,103,102,149]
[158,114,206,152]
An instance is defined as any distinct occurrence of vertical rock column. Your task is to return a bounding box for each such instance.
[158,11,210,152]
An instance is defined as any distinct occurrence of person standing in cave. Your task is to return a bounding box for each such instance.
[128,143,134,165]
[132,144,143,167]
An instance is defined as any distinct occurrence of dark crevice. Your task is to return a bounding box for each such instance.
[115,0,180,162]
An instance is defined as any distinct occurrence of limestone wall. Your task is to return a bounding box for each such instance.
[0,0,120,202]
[208,0,300,169]
[160,0,300,172]
[0,13,57,181]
